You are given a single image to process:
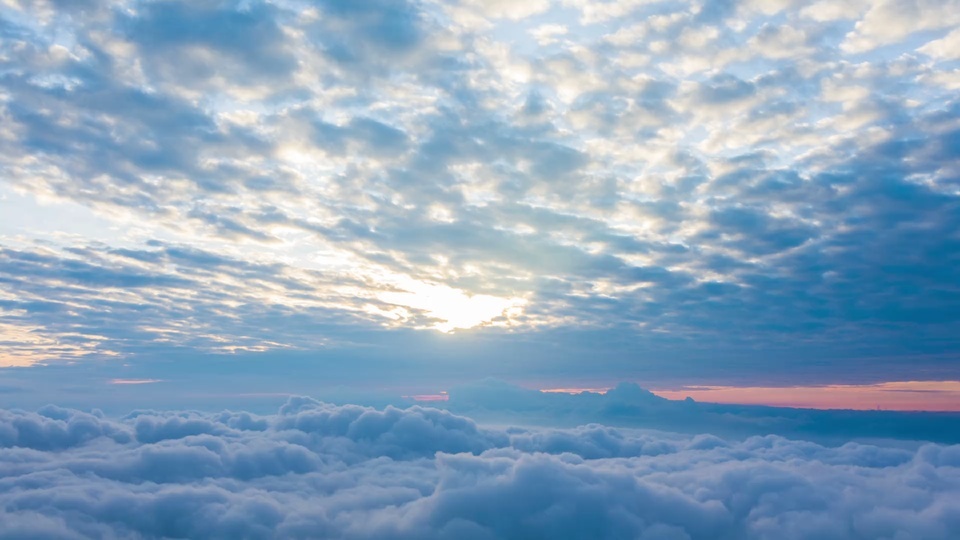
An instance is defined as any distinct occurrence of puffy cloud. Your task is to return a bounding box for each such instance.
[458,0,552,21]
[0,399,959,539]
[841,0,960,53]
[0,405,129,450]
[918,28,960,60]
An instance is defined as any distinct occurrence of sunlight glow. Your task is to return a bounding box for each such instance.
[380,281,526,332]
[0,322,108,367]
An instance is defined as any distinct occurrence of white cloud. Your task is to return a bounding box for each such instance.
[799,0,870,22]
[841,0,960,53]
[460,0,552,20]
[918,28,960,60]
[0,400,959,538]
[378,278,527,332]
[748,25,812,59]
[564,0,668,25]
[529,24,568,46]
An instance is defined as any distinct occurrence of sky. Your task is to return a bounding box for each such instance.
[2,3,960,538]
[1,0,960,410]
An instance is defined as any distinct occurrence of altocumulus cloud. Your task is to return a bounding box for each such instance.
[1,400,959,539]
[2,0,960,381]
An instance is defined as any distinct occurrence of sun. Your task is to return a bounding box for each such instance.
[379,281,526,332]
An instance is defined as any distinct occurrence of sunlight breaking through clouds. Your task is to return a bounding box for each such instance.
[380,280,527,332]
[0,0,957,385]
[1,2,960,537]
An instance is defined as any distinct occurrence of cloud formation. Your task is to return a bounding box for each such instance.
[0,0,958,383]
[1,399,959,539]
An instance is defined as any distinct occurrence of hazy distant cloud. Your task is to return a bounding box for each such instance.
[1,400,958,539]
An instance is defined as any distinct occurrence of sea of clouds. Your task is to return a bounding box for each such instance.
[2,398,959,539]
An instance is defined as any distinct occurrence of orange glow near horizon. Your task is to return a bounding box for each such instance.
[540,381,960,412]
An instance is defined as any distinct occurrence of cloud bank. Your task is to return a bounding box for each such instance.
[2,400,959,539]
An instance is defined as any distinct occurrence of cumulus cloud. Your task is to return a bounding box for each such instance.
[841,0,960,53]
[918,27,960,60]
[1,400,959,539]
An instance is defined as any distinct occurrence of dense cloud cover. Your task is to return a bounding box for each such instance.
[1,399,959,539]
[0,0,959,382]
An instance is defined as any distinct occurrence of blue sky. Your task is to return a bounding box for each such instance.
[2,4,960,538]
[1,0,960,401]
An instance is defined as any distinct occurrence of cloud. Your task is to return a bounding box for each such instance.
[0,0,959,383]
[122,0,299,86]
[441,380,960,445]
[918,28,960,60]
[841,0,960,53]
[1,399,959,539]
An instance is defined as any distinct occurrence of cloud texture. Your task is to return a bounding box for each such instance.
[2,400,959,539]
[0,0,959,382]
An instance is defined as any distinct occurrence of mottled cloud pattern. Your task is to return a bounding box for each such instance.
[0,0,959,383]
[1,399,959,539]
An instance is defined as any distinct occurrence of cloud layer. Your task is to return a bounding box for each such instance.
[0,0,959,382]
[2,400,959,539]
